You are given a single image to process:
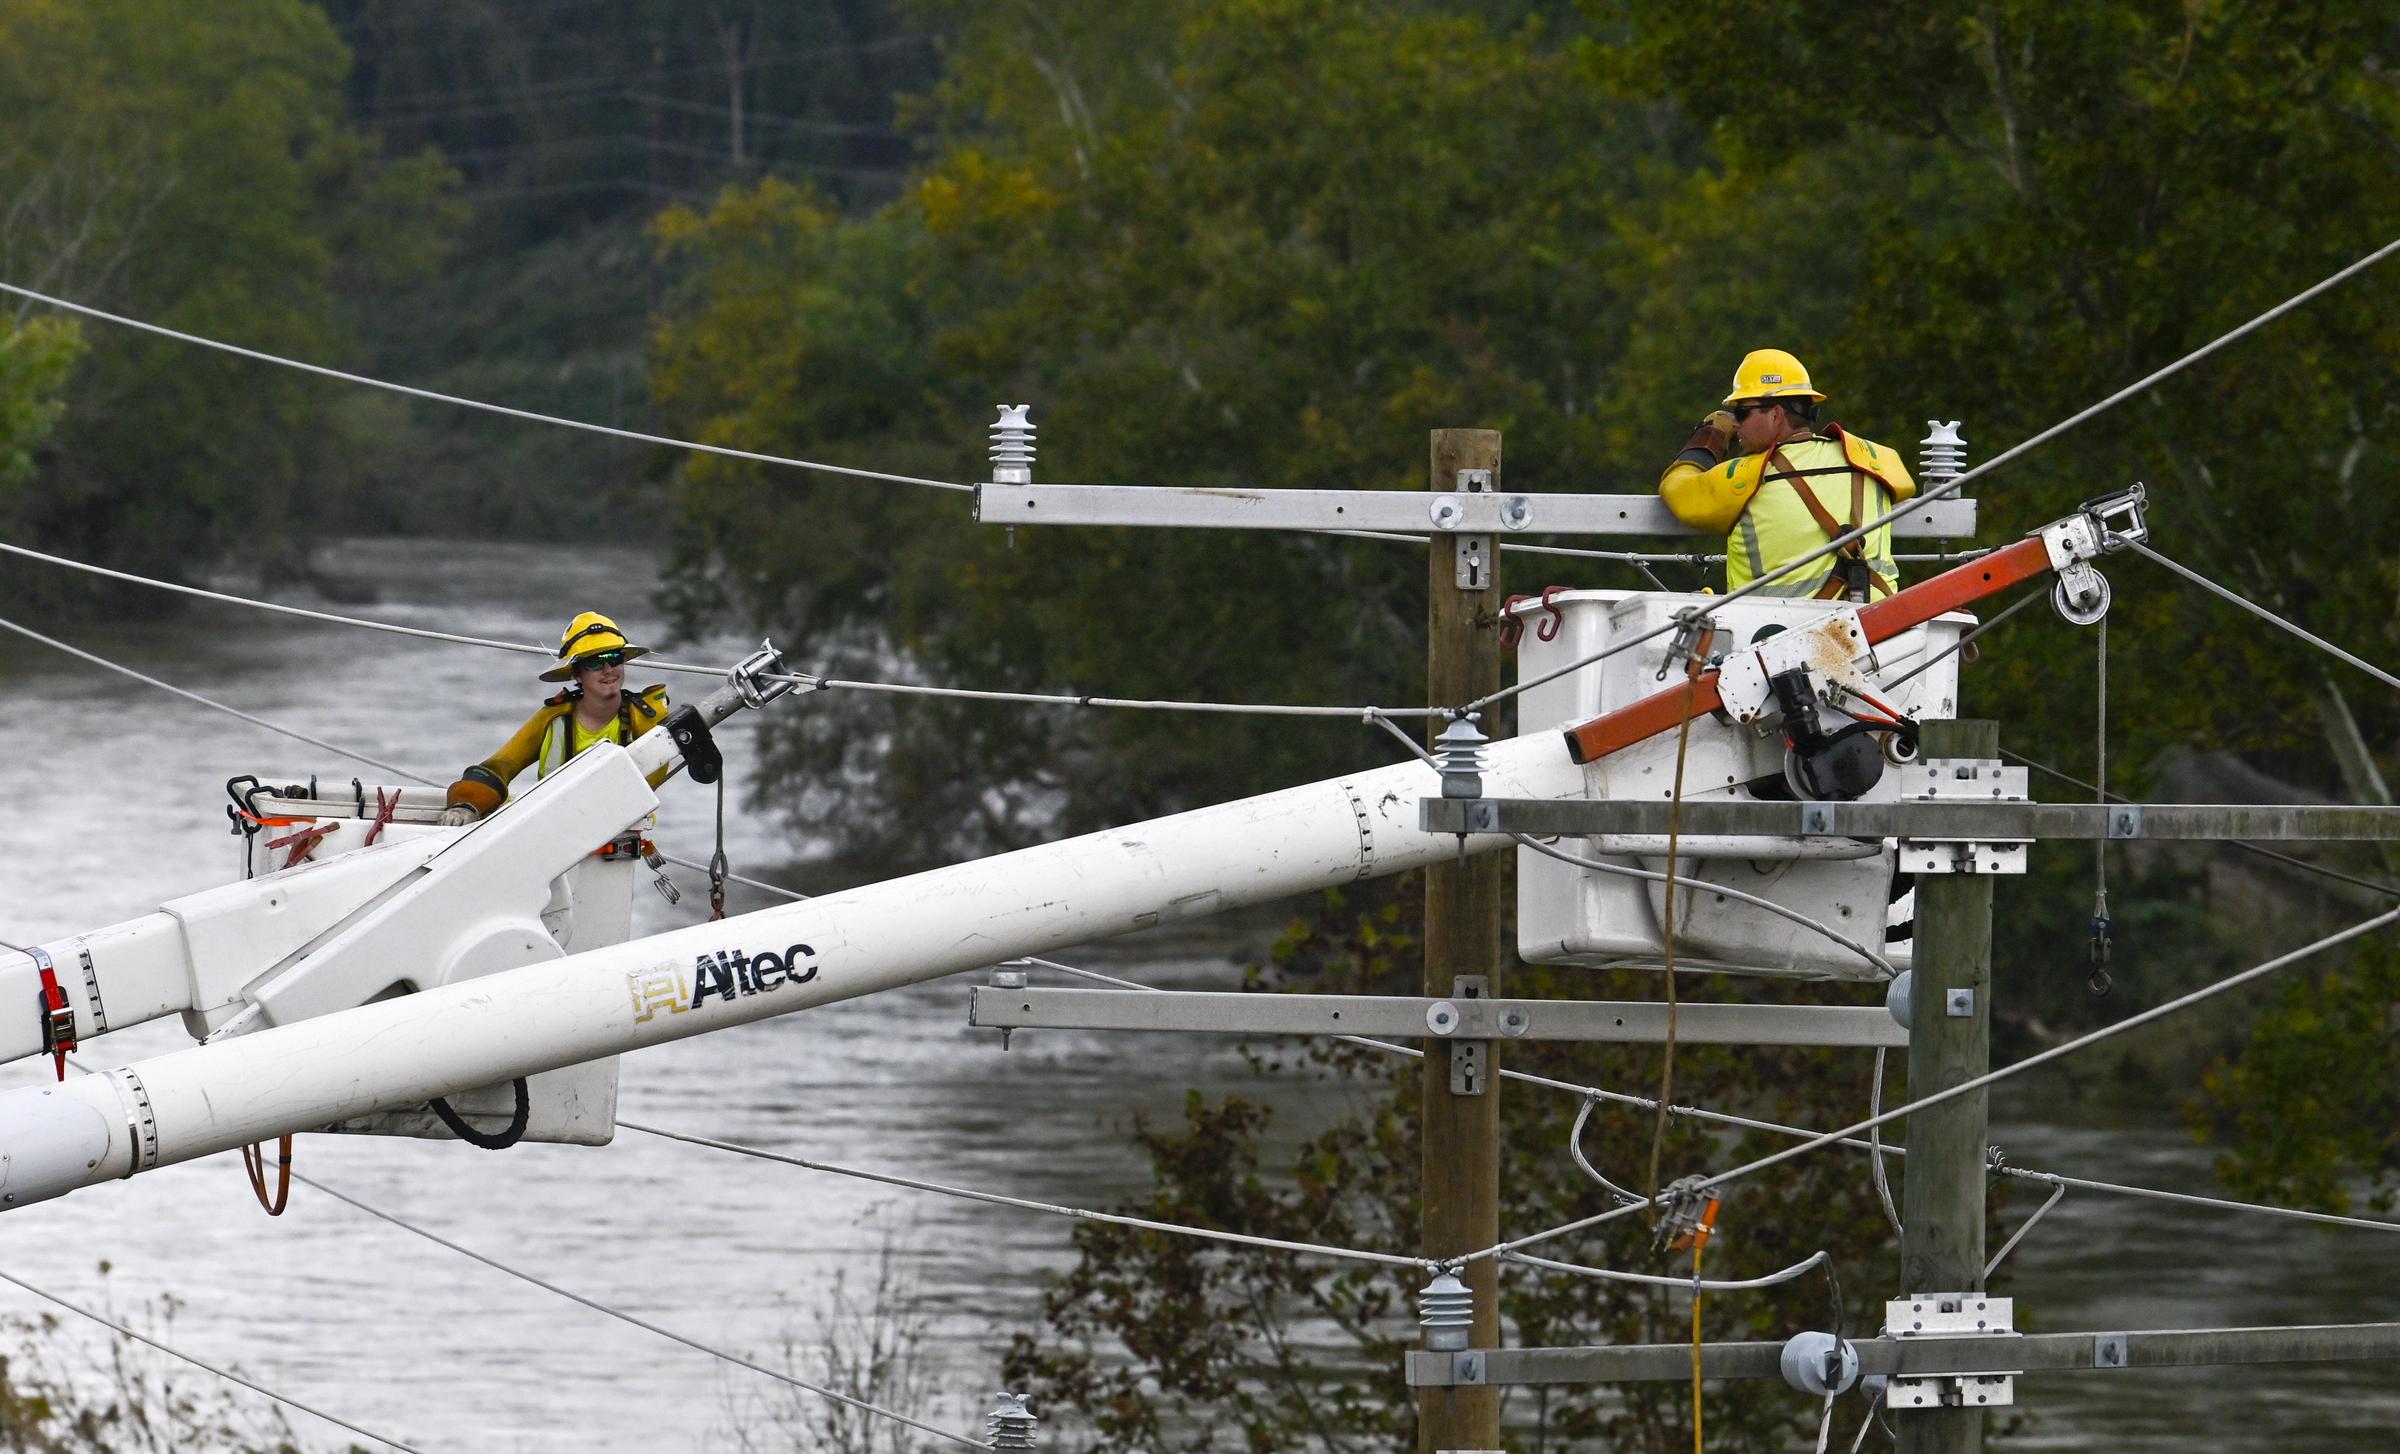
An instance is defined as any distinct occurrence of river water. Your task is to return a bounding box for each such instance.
[0,539,2393,1452]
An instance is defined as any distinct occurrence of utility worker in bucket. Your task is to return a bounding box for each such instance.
[1659,349,1916,600]
[443,611,674,822]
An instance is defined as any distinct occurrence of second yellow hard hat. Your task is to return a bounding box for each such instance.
[540,610,650,682]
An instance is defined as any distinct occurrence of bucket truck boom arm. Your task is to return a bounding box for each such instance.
[0,643,800,1076]
[1562,486,2148,765]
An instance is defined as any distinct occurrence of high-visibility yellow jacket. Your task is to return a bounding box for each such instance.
[480,684,674,790]
[1659,425,1916,596]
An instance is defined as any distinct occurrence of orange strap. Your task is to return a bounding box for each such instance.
[1765,446,1895,601]
[242,1136,292,1216]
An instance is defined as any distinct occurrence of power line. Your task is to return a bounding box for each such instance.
[0,537,732,678]
[0,1267,420,1452]
[2130,540,2400,695]
[2003,747,2400,901]
[618,1122,1429,1272]
[295,1173,994,1451]
[762,671,1443,720]
[1512,831,1894,976]
[1467,906,2400,1267]
[0,281,972,493]
[1499,1247,1831,1295]
[0,614,429,783]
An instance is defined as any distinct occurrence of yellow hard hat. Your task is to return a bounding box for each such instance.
[1723,348,1826,405]
[539,610,651,682]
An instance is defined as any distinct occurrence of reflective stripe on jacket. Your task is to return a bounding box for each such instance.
[474,684,674,793]
[1658,427,1915,595]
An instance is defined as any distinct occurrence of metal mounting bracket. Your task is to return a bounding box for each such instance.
[1448,973,1490,1095]
[1898,759,2031,875]
[1887,1294,2019,1410]
[1447,468,1495,590]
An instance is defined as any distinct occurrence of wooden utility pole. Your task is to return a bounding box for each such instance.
[1898,716,1997,1454]
[1420,428,1504,1454]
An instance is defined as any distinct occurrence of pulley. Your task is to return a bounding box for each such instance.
[2051,563,2112,626]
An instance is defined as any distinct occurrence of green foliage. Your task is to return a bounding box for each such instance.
[655,1,1680,866]
[0,0,459,596]
[2194,934,2400,1215]
[0,1283,335,1454]
[0,316,83,486]
[1004,881,1902,1452]
[646,3,2400,1395]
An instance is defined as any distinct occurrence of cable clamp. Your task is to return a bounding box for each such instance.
[1654,607,1717,682]
[725,638,798,710]
[1652,1173,1721,1253]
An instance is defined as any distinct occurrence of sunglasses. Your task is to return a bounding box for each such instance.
[575,649,627,671]
[1731,401,1782,421]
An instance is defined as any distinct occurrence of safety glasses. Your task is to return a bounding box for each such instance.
[575,649,627,671]
[1731,401,1780,421]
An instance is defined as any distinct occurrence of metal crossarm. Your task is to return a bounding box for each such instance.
[967,986,1905,1047]
[975,484,1979,538]
[1405,1322,2400,1387]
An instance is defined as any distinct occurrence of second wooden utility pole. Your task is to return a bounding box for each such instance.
[1898,716,1997,1454]
[1420,428,1505,1454]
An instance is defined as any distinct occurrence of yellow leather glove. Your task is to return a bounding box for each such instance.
[1676,410,1737,466]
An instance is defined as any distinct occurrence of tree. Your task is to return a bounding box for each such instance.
[0,0,460,598]
[1591,0,2400,1201]
[1003,883,1903,1452]
[653,0,1678,872]
[0,315,81,487]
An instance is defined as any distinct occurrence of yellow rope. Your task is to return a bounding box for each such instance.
[1690,1233,1707,1453]
[1645,672,1701,1200]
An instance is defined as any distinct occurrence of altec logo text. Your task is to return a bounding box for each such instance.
[692,944,818,1006]
[627,944,820,1023]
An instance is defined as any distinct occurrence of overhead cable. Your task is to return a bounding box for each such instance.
[0,538,1439,723]
[0,615,430,783]
[1499,1247,1830,1294]
[1472,232,2400,714]
[1983,1179,2068,1280]
[2003,748,2400,902]
[0,1266,420,1452]
[1464,907,2400,1266]
[2130,540,2400,694]
[1879,585,2046,693]
[295,1173,995,1451]
[1513,833,1895,977]
[1018,960,2400,1236]
[0,538,736,677]
[618,1121,1430,1272]
[0,281,971,493]
[764,671,1443,720]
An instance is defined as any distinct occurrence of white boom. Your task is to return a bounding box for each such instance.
[0,730,1583,1212]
